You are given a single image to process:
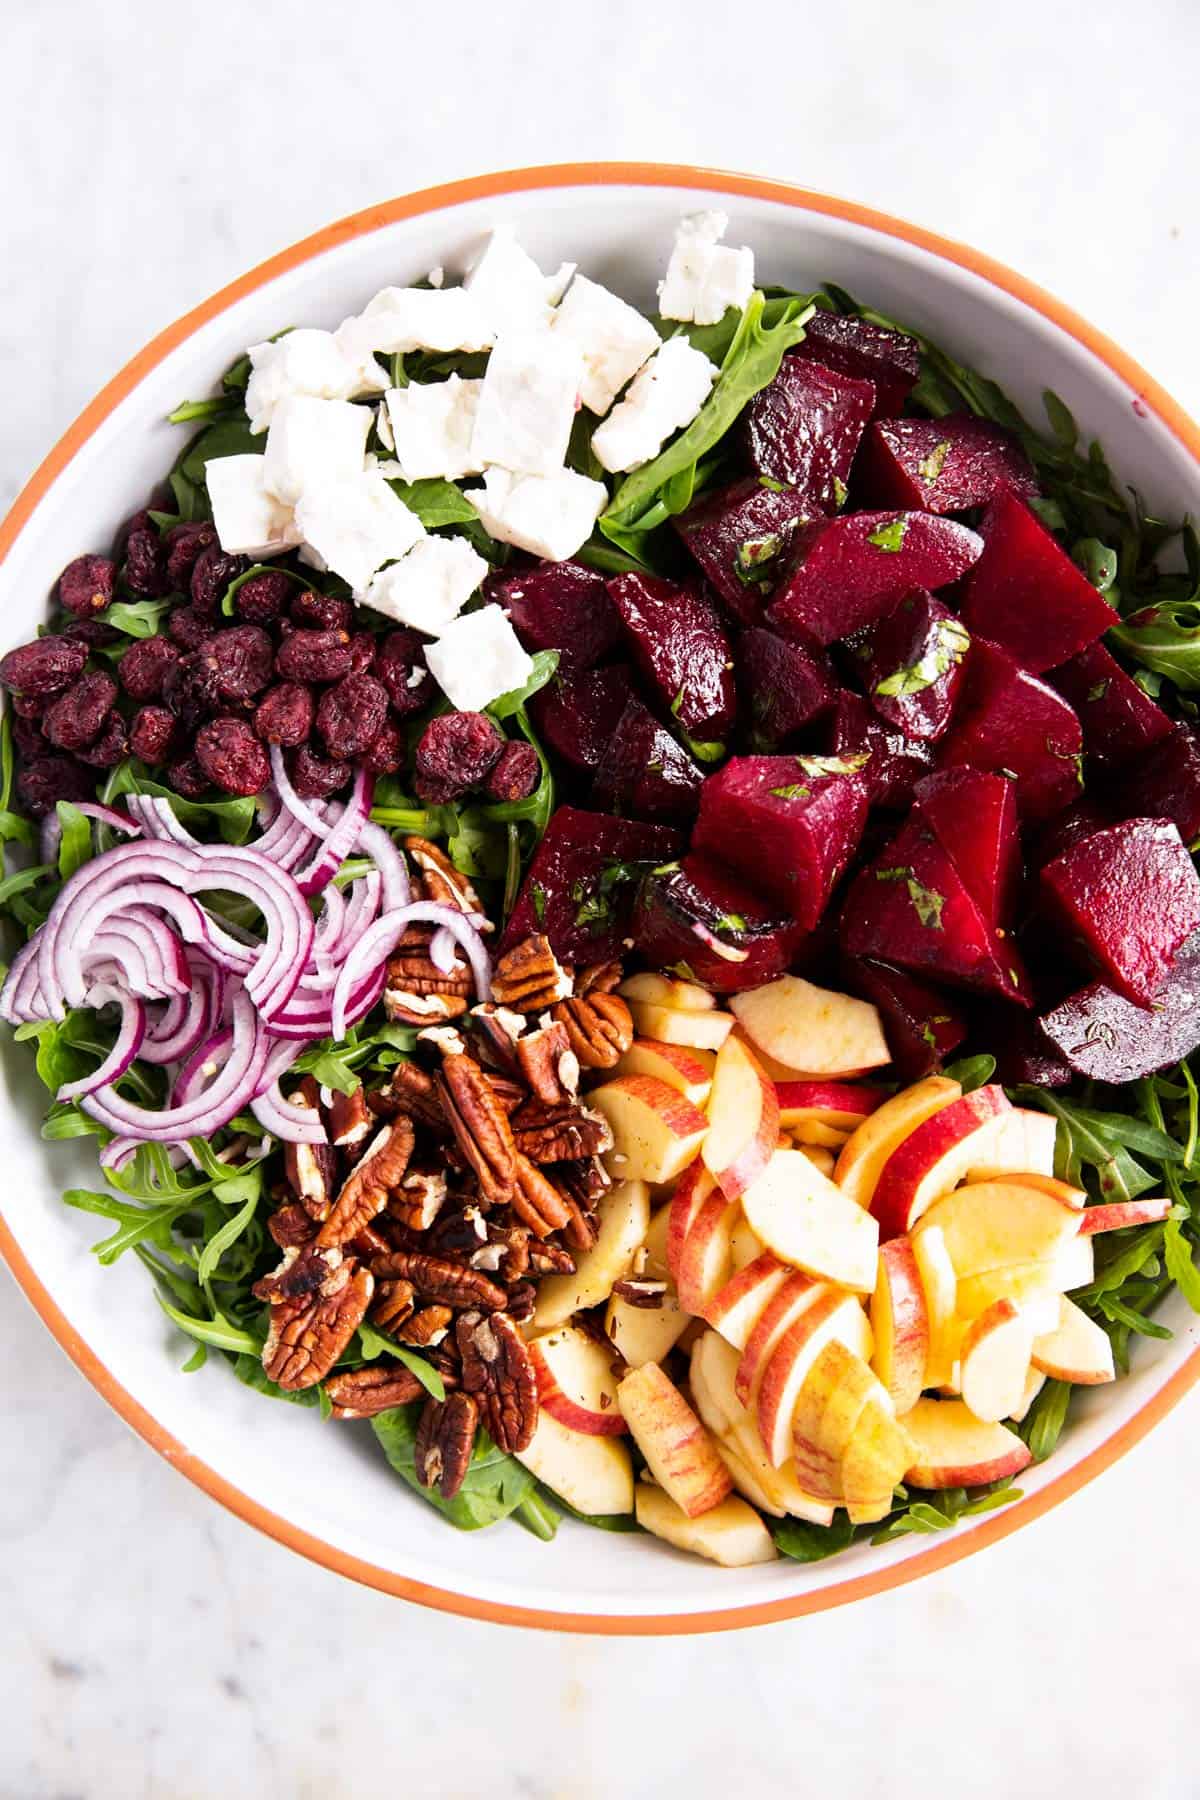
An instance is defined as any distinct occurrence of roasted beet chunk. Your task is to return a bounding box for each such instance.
[844,959,967,1080]
[167,604,213,650]
[860,591,970,742]
[938,637,1083,822]
[254,681,315,747]
[0,636,88,698]
[860,415,1039,514]
[1114,726,1200,843]
[275,628,354,684]
[291,590,354,633]
[376,629,434,716]
[195,718,270,797]
[190,544,247,615]
[235,568,294,625]
[486,560,620,678]
[959,492,1116,672]
[529,664,633,773]
[122,521,169,598]
[740,357,874,510]
[485,740,541,803]
[768,511,983,646]
[633,853,807,992]
[826,692,933,810]
[737,629,835,750]
[316,672,389,759]
[202,625,275,701]
[592,697,704,823]
[607,571,735,744]
[289,742,351,799]
[362,720,404,776]
[793,312,921,418]
[912,769,1021,929]
[164,521,217,592]
[129,705,177,765]
[42,671,117,751]
[118,634,181,701]
[501,806,682,964]
[1049,641,1172,771]
[673,478,814,624]
[16,755,94,818]
[1038,940,1200,1082]
[58,554,117,619]
[414,711,504,802]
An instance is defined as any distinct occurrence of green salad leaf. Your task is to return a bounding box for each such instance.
[371,1404,536,1531]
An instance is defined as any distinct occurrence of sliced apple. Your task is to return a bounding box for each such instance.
[1031,1296,1115,1384]
[689,1329,835,1524]
[954,1266,1062,1339]
[1054,1231,1095,1291]
[965,1107,1057,1181]
[533,1179,651,1330]
[1009,1364,1046,1424]
[731,975,890,1077]
[958,1299,1037,1424]
[666,1160,715,1283]
[703,1251,791,1350]
[702,1035,780,1201]
[529,1325,627,1437]
[742,1149,879,1294]
[591,1074,708,1185]
[776,1081,884,1140]
[516,1408,634,1514]
[735,1272,823,1405]
[605,1287,688,1368]
[797,1144,838,1177]
[616,1037,715,1108]
[913,1179,1083,1280]
[870,1236,930,1415]
[834,1075,962,1211]
[1078,1197,1173,1236]
[619,971,716,1012]
[635,1485,777,1566]
[676,1187,741,1315]
[642,1202,672,1280]
[910,1223,959,1389]
[790,1339,886,1500]
[616,1361,732,1517]
[869,1085,1013,1239]
[902,1397,1032,1488]
[729,1213,765,1273]
[757,1290,874,1465]
[626,1001,733,1051]
[841,1400,913,1524]
[990,1172,1087,1208]
[714,1435,782,1514]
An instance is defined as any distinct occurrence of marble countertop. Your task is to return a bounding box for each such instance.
[3,0,1199,1794]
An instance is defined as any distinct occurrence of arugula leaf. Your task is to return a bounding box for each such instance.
[772,1511,855,1562]
[943,1054,997,1094]
[487,650,560,721]
[101,760,258,845]
[104,598,175,639]
[874,618,970,698]
[371,1405,536,1530]
[386,477,480,529]
[55,801,93,881]
[355,1322,446,1400]
[1019,1378,1072,1462]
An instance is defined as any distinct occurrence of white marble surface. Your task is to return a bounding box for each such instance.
[3,0,1200,1793]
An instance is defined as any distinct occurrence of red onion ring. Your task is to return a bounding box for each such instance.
[293,768,374,896]
[121,795,200,848]
[57,984,147,1101]
[81,989,268,1141]
[40,802,141,864]
[269,743,332,838]
[356,822,411,911]
[330,902,491,1040]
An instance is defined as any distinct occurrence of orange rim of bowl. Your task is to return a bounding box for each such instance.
[3,162,1200,1635]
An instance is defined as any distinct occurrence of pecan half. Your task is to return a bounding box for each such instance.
[511,1099,613,1163]
[404,835,488,923]
[505,1280,537,1324]
[317,1119,415,1249]
[387,1166,448,1231]
[471,1002,526,1074]
[267,1202,317,1250]
[526,1240,577,1277]
[486,1073,527,1115]
[552,991,633,1070]
[397,1303,453,1346]
[325,1085,372,1149]
[414,1391,479,1499]
[557,1188,599,1253]
[490,934,573,1013]
[437,1051,516,1205]
[371,1277,416,1333]
[325,1363,427,1419]
[517,1018,579,1105]
[577,960,623,996]
[553,1156,612,1207]
[510,1153,572,1238]
[283,1139,338,1221]
[262,1258,373,1391]
[369,1249,507,1311]
[426,1204,490,1260]
[371,1061,446,1133]
[456,1310,538,1453]
[253,1242,342,1304]
[385,922,472,1026]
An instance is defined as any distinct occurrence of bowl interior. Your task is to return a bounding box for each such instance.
[3,171,1199,1628]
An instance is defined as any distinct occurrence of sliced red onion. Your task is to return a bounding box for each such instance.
[1,937,49,1023]
[57,985,146,1101]
[269,742,333,838]
[40,802,141,864]
[268,967,384,1039]
[99,1136,140,1174]
[122,794,200,848]
[313,881,347,953]
[292,768,374,896]
[81,989,268,1142]
[140,956,224,1066]
[429,926,459,974]
[356,822,411,911]
[330,902,490,1041]
[255,798,320,871]
[691,922,750,963]
[250,1083,329,1143]
[82,907,191,1001]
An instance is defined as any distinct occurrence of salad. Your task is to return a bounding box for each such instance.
[3,212,1200,1567]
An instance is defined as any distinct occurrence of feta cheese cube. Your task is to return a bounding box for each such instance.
[462,226,575,336]
[205,455,298,558]
[293,472,425,595]
[261,396,371,506]
[591,336,717,473]
[550,274,661,416]
[336,287,494,360]
[467,466,606,563]
[245,328,387,434]
[471,329,582,476]
[658,211,755,327]
[363,536,488,634]
[424,604,534,711]
[384,376,483,481]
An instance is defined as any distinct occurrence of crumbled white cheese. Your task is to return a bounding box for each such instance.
[261,396,370,506]
[428,266,445,289]
[658,210,755,327]
[335,287,494,360]
[467,466,607,563]
[551,274,661,415]
[424,604,534,711]
[205,455,298,557]
[471,329,582,476]
[462,226,575,336]
[362,536,487,633]
[293,472,425,595]
[244,328,387,435]
[375,400,395,452]
[591,336,717,473]
[384,375,483,481]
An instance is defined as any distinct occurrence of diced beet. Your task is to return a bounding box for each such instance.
[912,769,1021,929]
[1114,726,1200,844]
[485,560,620,678]
[592,697,703,823]
[500,807,681,964]
[737,629,836,748]
[692,753,868,928]
[845,958,967,1080]
[1039,818,1200,1006]
[840,811,1032,1004]
[792,314,921,418]
[1026,796,1114,873]
[938,638,1083,822]
[632,853,807,993]
[673,478,814,624]
[859,590,970,741]
[969,1003,1073,1088]
[1049,642,1172,770]
[739,359,874,511]
[607,572,735,744]
[959,491,1116,672]
[1037,940,1200,1082]
[529,664,634,773]
[767,511,982,646]
[859,414,1038,514]
[826,692,933,809]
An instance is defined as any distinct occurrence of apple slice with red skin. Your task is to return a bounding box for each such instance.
[965,1107,1057,1183]
[703,1251,792,1350]
[702,1035,780,1201]
[791,1339,885,1502]
[1032,1297,1116,1384]
[902,1397,1033,1488]
[533,1180,652,1331]
[666,1160,716,1285]
[913,1178,1083,1279]
[870,1236,931,1415]
[958,1299,1037,1424]
[690,1328,836,1524]
[841,1400,914,1524]
[625,1001,734,1052]
[1010,1365,1046,1425]
[620,971,716,1012]
[954,1266,1064,1339]
[776,1081,883,1139]
[735,1271,823,1406]
[757,1290,874,1465]
[868,1084,1013,1239]
[675,1186,741,1316]
[731,975,891,1078]
[616,1361,733,1517]
[742,1148,880,1294]
[590,1074,709,1185]
[834,1074,962,1211]
[1078,1197,1172,1235]
[529,1326,628,1437]
[616,1038,714,1108]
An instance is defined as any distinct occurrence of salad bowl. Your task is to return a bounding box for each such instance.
[2,162,1200,1633]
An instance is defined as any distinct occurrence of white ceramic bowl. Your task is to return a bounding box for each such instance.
[3,164,1200,1634]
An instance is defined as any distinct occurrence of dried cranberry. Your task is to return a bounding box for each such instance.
[414,711,504,803]
[118,634,181,701]
[289,743,351,798]
[62,618,120,649]
[201,625,274,701]
[191,544,247,615]
[17,756,94,819]
[362,720,404,774]
[129,705,177,765]
[115,507,155,555]
[376,630,434,715]
[275,629,353,684]
[42,672,118,751]
[76,713,130,768]
[0,637,88,698]
[167,605,212,650]
[485,740,540,803]
[164,521,217,592]
[11,693,44,719]
[290,590,353,633]
[163,651,222,725]
[235,569,293,626]
[195,717,270,796]
[122,523,170,598]
[166,753,211,800]
[58,554,117,619]
[347,631,376,675]
[254,682,314,747]
[316,672,388,759]
[11,714,46,758]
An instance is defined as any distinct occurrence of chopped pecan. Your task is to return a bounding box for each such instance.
[317,1119,415,1249]
[414,1391,479,1499]
[283,1138,338,1221]
[505,1280,537,1324]
[253,1242,342,1304]
[517,1018,579,1105]
[612,1278,668,1309]
[325,1085,372,1149]
[437,1050,516,1205]
[553,1155,612,1207]
[387,1166,448,1231]
[490,934,573,1013]
[385,921,472,1026]
[426,1204,490,1260]
[371,1277,416,1333]
[552,991,633,1070]
[511,1099,613,1163]
[404,835,489,924]
[471,1002,526,1074]
[526,1240,577,1277]
[510,1153,572,1238]
[261,1257,373,1391]
[576,960,623,996]
[486,1073,527,1115]
[369,1249,507,1311]
[370,1061,446,1133]
[324,1363,427,1419]
[456,1309,538,1453]
[350,1221,393,1260]
[397,1303,453,1346]
[557,1188,599,1253]
[267,1202,317,1250]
